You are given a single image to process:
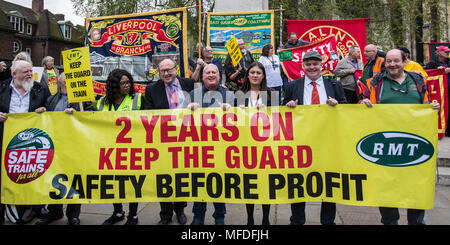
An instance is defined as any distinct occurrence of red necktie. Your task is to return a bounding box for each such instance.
[310,81,320,105]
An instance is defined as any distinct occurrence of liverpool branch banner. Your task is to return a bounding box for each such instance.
[207,10,274,63]
[287,18,367,63]
[86,8,188,95]
[2,105,437,210]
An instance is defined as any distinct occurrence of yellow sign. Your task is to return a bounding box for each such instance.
[1,105,437,209]
[226,35,243,67]
[62,47,95,103]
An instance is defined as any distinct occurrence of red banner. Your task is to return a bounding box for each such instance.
[279,35,338,81]
[426,69,449,139]
[287,18,368,63]
[93,81,147,96]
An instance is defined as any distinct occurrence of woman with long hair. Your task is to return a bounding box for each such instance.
[97,69,143,225]
[239,62,273,225]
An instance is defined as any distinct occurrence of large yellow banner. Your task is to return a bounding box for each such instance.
[1,105,437,209]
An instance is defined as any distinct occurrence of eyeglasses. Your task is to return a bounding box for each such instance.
[390,82,408,94]
[159,66,177,74]
[119,80,130,86]
[205,49,213,53]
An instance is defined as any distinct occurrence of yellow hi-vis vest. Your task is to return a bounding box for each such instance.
[97,93,142,111]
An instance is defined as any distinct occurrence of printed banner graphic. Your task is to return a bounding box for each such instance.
[287,18,367,63]
[279,35,339,81]
[2,105,437,209]
[62,47,96,103]
[207,11,274,63]
[86,8,188,87]
[426,69,449,138]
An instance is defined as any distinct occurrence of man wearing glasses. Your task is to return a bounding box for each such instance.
[192,46,223,84]
[143,58,194,225]
[360,49,439,225]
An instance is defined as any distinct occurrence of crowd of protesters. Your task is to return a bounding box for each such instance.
[0,32,447,225]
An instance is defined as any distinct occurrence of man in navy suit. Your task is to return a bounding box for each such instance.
[283,50,347,225]
[143,58,195,225]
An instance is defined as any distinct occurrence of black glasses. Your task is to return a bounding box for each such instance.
[390,82,408,94]
[119,80,130,86]
[159,66,177,74]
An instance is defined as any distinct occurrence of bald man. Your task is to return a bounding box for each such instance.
[143,58,194,225]
[360,44,385,95]
[185,64,234,225]
[360,49,439,225]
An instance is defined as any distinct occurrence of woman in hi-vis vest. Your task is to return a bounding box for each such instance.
[98,69,143,225]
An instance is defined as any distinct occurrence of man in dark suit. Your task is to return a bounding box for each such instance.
[283,51,347,225]
[143,58,195,225]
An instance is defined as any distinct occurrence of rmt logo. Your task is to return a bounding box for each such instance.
[356,132,434,167]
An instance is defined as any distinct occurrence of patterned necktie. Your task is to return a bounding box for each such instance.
[167,83,178,109]
[310,81,320,105]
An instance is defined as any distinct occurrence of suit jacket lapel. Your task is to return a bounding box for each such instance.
[323,77,334,98]
[179,77,188,91]
[156,80,170,109]
[297,78,305,105]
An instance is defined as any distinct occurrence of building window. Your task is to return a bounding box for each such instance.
[9,16,24,33]
[64,25,71,40]
[27,24,32,35]
[13,40,21,53]
[59,22,72,40]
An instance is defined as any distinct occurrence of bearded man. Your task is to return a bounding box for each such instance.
[0,60,50,224]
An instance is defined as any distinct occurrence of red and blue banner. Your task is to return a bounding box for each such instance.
[86,8,188,94]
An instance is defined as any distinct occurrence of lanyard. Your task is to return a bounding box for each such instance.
[166,80,179,106]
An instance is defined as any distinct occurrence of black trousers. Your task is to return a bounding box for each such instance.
[379,207,425,225]
[47,204,81,219]
[113,203,138,217]
[343,88,359,104]
[290,202,336,225]
[160,202,187,220]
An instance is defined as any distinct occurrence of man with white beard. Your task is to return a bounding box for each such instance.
[0,60,51,224]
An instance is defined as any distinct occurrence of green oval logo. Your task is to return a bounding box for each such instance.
[356,131,434,167]
[66,49,83,61]
[166,23,179,38]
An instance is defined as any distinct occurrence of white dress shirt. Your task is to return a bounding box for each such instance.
[303,76,328,105]
[9,80,30,113]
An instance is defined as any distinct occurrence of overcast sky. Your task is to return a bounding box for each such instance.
[5,0,85,26]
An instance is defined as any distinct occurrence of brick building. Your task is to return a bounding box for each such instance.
[0,0,84,67]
